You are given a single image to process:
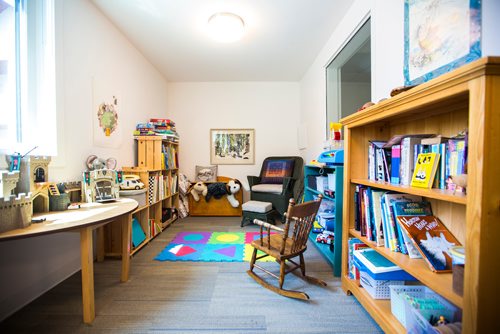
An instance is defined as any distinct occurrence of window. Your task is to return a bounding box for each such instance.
[0,0,56,155]
[326,18,371,132]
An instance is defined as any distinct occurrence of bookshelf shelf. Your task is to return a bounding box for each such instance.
[341,57,500,333]
[342,276,405,334]
[349,229,462,307]
[351,179,466,205]
[304,186,335,201]
[131,238,149,256]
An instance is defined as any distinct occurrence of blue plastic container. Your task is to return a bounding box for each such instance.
[354,256,416,281]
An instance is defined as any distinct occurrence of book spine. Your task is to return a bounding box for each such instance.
[375,148,385,182]
[363,190,372,241]
[390,145,401,184]
[431,144,440,189]
[368,143,375,180]
[380,196,390,248]
[400,138,409,186]
[439,143,446,189]
[354,185,360,231]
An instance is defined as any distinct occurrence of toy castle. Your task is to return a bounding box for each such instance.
[0,171,32,233]
[10,156,52,212]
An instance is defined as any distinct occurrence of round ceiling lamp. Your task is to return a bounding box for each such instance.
[207,12,245,43]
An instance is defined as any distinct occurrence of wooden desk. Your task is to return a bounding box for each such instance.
[0,198,138,324]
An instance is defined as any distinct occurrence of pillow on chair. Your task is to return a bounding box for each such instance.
[260,159,295,184]
[195,165,218,182]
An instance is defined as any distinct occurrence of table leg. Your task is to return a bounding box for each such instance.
[96,226,105,262]
[80,226,95,324]
[121,213,132,282]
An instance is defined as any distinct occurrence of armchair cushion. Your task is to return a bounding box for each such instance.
[260,159,295,184]
[251,184,283,194]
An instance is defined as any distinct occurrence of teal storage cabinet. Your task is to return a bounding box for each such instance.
[304,165,343,277]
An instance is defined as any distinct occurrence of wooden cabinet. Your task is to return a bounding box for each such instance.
[303,164,343,277]
[340,57,500,333]
[104,136,180,257]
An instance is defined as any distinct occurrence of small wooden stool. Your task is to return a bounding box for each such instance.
[241,201,277,227]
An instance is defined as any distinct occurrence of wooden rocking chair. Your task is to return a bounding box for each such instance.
[247,195,326,300]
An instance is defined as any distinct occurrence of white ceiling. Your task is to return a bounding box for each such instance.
[91,0,352,82]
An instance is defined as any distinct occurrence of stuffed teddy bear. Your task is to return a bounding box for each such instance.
[225,179,241,208]
[190,181,207,202]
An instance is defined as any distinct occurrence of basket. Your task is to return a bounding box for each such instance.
[389,285,459,331]
[359,271,404,299]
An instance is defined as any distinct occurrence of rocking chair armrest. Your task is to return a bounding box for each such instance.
[252,219,284,232]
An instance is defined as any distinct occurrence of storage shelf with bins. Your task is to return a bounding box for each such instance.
[104,136,180,257]
[303,164,343,277]
[340,57,500,333]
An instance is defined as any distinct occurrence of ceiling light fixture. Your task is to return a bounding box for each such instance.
[207,12,245,43]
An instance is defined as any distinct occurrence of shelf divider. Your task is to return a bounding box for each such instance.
[351,179,466,205]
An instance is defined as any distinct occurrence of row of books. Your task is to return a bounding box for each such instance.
[354,185,461,272]
[148,218,162,239]
[161,144,179,170]
[368,134,467,191]
[147,173,178,204]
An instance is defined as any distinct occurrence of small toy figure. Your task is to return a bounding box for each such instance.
[435,315,449,326]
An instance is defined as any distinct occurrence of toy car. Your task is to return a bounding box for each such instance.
[316,232,334,245]
[120,175,145,190]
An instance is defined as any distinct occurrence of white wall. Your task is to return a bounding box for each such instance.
[0,0,169,321]
[300,0,500,163]
[167,82,301,198]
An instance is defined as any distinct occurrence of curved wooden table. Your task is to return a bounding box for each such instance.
[0,198,138,324]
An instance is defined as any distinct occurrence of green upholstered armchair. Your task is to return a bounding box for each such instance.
[247,156,304,217]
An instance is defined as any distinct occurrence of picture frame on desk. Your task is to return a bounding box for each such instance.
[403,0,481,85]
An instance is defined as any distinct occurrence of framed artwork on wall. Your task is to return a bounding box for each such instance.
[404,0,481,85]
[92,77,123,148]
[210,129,255,165]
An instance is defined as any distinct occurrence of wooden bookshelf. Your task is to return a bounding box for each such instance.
[104,137,180,258]
[340,57,500,333]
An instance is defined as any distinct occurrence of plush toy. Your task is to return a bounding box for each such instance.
[86,155,117,171]
[190,182,207,202]
[205,182,228,201]
[225,179,241,208]
[205,179,241,208]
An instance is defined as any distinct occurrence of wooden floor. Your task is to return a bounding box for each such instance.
[0,216,382,333]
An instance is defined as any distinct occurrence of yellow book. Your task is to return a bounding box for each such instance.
[411,153,440,188]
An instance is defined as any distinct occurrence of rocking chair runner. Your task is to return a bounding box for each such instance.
[247,195,326,300]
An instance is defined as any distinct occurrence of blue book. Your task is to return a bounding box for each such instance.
[380,196,390,249]
[390,145,401,184]
[393,201,433,216]
[132,218,147,247]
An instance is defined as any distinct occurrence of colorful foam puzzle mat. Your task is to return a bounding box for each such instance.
[154,231,276,262]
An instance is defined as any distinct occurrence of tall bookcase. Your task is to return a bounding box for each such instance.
[104,136,180,257]
[303,164,343,277]
[340,57,500,333]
